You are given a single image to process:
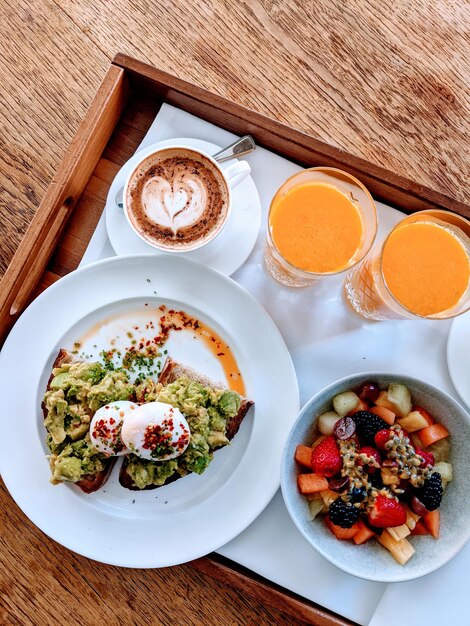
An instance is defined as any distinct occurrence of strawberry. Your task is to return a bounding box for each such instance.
[415,448,435,468]
[368,495,407,528]
[357,446,381,473]
[310,435,342,477]
[374,429,390,451]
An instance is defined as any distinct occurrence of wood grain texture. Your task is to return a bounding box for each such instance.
[58,0,470,206]
[0,0,109,274]
[0,65,128,340]
[0,478,310,626]
[1,0,469,279]
[1,1,469,624]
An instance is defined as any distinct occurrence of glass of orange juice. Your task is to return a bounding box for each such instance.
[264,167,378,287]
[344,210,470,320]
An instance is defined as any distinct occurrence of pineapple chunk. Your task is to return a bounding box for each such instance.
[434,461,453,486]
[398,411,429,432]
[375,390,396,412]
[308,498,325,520]
[306,492,323,502]
[427,438,450,462]
[377,531,415,565]
[386,384,412,418]
[381,468,400,485]
[317,411,341,435]
[387,523,411,541]
[320,489,340,508]
[311,435,326,450]
[332,391,360,418]
[405,507,420,531]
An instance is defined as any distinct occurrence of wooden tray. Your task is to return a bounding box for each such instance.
[1,54,468,626]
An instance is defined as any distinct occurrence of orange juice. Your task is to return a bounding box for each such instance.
[270,182,364,273]
[382,221,470,317]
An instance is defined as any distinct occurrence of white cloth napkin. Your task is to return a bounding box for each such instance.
[81,103,467,626]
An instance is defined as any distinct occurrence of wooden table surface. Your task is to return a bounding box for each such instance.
[1,1,469,624]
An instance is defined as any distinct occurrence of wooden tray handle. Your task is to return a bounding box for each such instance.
[0,65,128,344]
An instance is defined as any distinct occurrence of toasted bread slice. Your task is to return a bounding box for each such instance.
[119,358,253,490]
[158,358,253,441]
[44,349,116,494]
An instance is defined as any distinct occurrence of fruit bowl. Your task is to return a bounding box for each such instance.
[281,373,470,582]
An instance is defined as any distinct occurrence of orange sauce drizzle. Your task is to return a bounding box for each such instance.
[159,306,246,396]
[77,304,246,396]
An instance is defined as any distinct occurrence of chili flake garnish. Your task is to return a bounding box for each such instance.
[92,418,125,453]
[143,419,190,459]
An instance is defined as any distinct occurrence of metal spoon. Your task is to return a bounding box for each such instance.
[212,135,256,162]
[116,135,256,208]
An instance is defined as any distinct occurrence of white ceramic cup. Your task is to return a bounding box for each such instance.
[122,144,251,252]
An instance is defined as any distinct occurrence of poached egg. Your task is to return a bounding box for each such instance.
[121,402,191,461]
[89,400,137,456]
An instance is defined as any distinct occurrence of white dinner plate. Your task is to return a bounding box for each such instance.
[105,138,262,276]
[447,311,470,409]
[0,255,298,567]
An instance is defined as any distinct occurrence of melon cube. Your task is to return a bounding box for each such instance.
[332,391,360,418]
[308,498,325,520]
[434,461,453,485]
[317,411,341,435]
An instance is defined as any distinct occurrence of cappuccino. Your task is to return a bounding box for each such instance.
[125,148,229,250]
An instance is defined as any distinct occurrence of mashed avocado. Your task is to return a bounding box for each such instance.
[49,436,105,483]
[127,377,242,489]
[43,361,243,489]
[44,361,134,483]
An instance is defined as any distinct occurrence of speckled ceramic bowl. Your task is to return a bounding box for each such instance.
[281,373,470,582]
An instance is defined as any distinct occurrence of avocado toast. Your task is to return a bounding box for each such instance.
[119,358,254,490]
[43,351,253,493]
[42,349,136,493]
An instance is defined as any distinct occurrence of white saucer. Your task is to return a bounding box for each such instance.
[105,138,261,276]
[447,310,470,409]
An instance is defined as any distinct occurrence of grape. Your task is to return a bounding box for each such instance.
[333,416,356,440]
[355,382,380,402]
[328,476,350,492]
[410,495,429,516]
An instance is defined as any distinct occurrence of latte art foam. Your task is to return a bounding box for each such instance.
[126,149,229,250]
[141,165,208,234]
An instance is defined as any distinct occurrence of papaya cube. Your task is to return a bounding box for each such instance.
[419,424,450,448]
[297,473,329,494]
[294,444,313,468]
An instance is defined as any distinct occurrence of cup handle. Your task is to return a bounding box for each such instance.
[223,160,251,190]
[115,187,124,209]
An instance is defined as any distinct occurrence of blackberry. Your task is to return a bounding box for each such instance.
[352,411,388,445]
[349,486,367,503]
[329,498,360,528]
[368,471,382,489]
[369,471,383,489]
[414,472,443,511]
